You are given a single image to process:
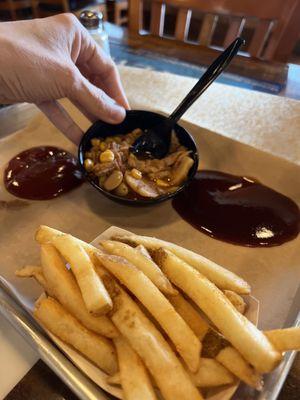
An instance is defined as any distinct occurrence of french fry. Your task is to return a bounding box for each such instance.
[135,244,152,259]
[108,358,235,389]
[15,265,46,287]
[114,234,250,294]
[179,302,264,390]
[34,297,118,375]
[224,290,247,314]
[98,253,201,372]
[101,240,176,295]
[103,275,203,400]
[167,292,208,338]
[216,347,263,390]
[185,318,264,390]
[35,225,101,265]
[155,248,281,373]
[201,328,229,358]
[51,234,112,315]
[35,225,63,243]
[265,328,300,352]
[107,372,121,385]
[114,336,157,400]
[40,244,118,338]
[190,358,235,387]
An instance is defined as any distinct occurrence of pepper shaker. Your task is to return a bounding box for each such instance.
[79,10,110,55]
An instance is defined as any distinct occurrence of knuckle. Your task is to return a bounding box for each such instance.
[62,13,78,25]
[64,66,80,96]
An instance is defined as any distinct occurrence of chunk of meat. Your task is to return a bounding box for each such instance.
[149,170,172,180]
[170,156,194,186]
[93,161,117,176]
[128,151,190,174]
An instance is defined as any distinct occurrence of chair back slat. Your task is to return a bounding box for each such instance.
[198,14,218,46]
[248,20,273,58]
[150,1,165,36]
[129,0,300,62]
[0,0,35,19]
[223,17,246,48]
[263,0,300,61]
[175,8,192,41]
[129,0,143,33]
[152,0,284,20]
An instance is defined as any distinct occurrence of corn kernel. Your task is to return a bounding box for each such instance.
[100,149,115,163]
[131,168,142,180]
[91,138,101,147]
[100,142,107,151]
[84,158,94,172]
[156,179,170,188]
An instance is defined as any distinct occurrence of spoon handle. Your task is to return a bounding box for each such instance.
[169,37,245,123]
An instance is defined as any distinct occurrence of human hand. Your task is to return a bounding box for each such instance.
[0,13,129,144]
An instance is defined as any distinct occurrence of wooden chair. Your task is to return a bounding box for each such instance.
[114,0,128,25]
[31,0,69,16]
[107,0,128,25]
[128,0,300,62]
[0,0,37,20]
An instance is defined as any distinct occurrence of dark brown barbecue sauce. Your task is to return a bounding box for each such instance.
[4,146,83,200]
[173,170,300,247]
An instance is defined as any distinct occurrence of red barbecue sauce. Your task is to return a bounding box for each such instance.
[4,146,83,200]
[172,170,300,247]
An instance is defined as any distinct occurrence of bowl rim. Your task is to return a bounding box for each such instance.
[78,110,199,205]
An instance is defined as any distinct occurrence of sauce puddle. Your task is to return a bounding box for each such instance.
[4,146,83,200]
[173,170,300,247]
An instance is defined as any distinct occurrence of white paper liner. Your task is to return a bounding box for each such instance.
[8,225,258,400]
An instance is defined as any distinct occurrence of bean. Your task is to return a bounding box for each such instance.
[98,175,106,187]
[84,159,94,172]
[104,170,123,191]
[114,182,129,197]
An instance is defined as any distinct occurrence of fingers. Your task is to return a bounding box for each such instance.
[68,70,126,124]
[77,34,130,110]
[70,99,98,123]
[37,100,83,145]
[93,61,130,111]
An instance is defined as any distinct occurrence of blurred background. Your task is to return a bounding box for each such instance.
[1,0,300,64]
[1,0,300,102]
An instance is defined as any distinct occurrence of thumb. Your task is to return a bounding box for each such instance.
[69,72,126,124]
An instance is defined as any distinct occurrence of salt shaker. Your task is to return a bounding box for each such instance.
[79,10,110,55]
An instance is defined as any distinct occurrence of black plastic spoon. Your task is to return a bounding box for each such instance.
[132,37,245,159]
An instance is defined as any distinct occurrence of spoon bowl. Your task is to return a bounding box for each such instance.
[78,110,199,206]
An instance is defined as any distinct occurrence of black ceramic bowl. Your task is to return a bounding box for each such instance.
[78,110,199,205]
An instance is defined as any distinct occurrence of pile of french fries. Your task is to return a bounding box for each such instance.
[16,225,300,400]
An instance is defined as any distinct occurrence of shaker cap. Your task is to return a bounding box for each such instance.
[79,10,103,28]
